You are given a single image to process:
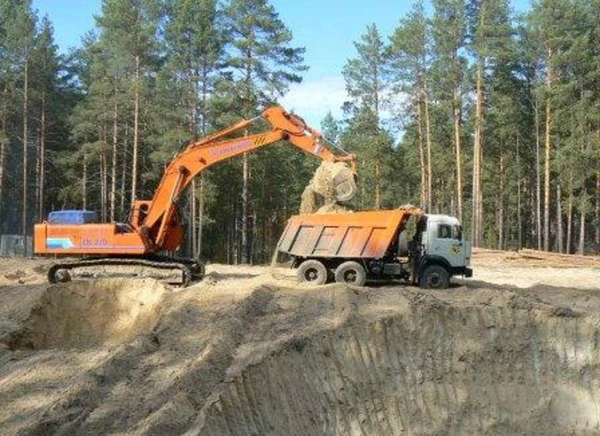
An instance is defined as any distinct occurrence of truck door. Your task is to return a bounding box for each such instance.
[430,223,467,267]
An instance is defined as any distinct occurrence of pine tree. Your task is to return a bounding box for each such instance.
[528,0,571,251]
[0,2,8,213]
[70,33,115,220]
[223,0,306,263]
[163,0,225,258]
[343,24,392,209]
[31,16,59,222]
[0,0,36,243]
[432,0,467,221]
[520,22,545,250]
[467,0,515,247]
[320,111,340,142]
[389,1,433,211]
[95,0,161,205]
[590,0,600,252]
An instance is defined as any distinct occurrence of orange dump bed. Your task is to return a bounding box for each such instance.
[277,209,419,259]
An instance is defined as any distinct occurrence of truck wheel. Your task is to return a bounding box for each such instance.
[53,269,71,283]
[420,265,450,289]
[335,261,367,286]
[297,260,328,285]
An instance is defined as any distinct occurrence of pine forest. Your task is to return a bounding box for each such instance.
[1,0,600,262]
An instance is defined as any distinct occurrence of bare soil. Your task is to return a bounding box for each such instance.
[1,250,600,435]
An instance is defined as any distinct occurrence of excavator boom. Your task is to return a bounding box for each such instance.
[140,106,356,248]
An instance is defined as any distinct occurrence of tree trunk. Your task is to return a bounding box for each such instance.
[416,97,427,209]
[38,90,46,222]
[241,52,253,264]
[556,183,563,253]
[534,97,542,250]
[242,151,249,263]
[0,136,4,217]
[110,101,118,221]
[374,151,381,209]
[120,122,129,215]
[196,66,209,260]
[516,136,522,250]
[596,127,600,253]
[228,199,234,264]
[579,209,586,255]
[566,191,573,254]
[189,69,202,258]
[543,47,553,252]
[190,178,197,257]
[82,154,87,210]
[596,165,600,253]
[35,114,41,222]
[374,68,382,210]
[472,55,484,247]
[100,153,106,220]
[22,51,29,243]
[235,198,241,264]
[0,83,7,209]
[498,153,505,250]
[100,124,108,221]
[197,173,204,259]
[424,85,433,212]
[131,55,140,204]
[453,82,462,222]
[252,208,258,262]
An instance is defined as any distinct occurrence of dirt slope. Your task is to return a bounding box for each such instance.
[1,253,600,435]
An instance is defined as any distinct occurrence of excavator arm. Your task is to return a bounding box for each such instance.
[139,106,356,249]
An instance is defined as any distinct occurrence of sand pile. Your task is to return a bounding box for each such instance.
[299,185,317,214]
[315,202,353,214]
[2,259,600,435]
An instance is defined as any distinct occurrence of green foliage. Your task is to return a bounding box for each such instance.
[389,1,430,94]
[2,0,600,258]
[343,24,391,123]
[223,0,306,114]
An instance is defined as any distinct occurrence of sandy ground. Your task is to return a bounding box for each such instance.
[1,250,600,435]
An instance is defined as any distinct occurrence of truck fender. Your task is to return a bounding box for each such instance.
[417,255,452,277]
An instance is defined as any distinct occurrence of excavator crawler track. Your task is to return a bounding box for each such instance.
[47,257,204,287]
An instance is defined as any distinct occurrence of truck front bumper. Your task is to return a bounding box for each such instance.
[451,266,473,278]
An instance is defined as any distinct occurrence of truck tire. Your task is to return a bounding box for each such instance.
[420,264,450,289]
[335,261,367,286]
[297,260,328,285]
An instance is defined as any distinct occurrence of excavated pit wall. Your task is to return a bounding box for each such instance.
[8,279,166,350]
[2,274,600,436]
[193,293,600,436]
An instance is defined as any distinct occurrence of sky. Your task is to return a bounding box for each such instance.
[32,0,531,127]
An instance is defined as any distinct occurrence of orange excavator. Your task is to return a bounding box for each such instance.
[34,107,357,285]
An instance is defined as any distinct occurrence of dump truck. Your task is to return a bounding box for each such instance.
[277,207,472,289]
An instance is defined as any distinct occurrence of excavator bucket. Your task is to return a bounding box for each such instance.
[331,163,357,202]
[309,161,357,203]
